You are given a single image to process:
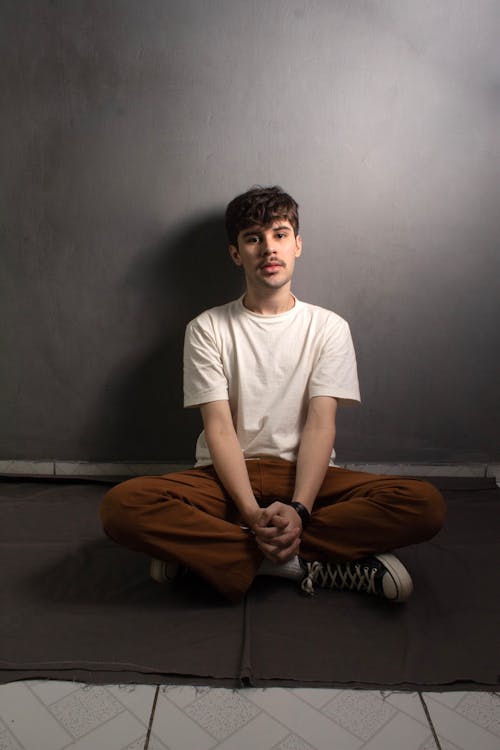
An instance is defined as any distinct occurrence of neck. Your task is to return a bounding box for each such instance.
[242,288,295,315]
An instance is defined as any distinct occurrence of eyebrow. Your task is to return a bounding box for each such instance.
[242,225,291,237]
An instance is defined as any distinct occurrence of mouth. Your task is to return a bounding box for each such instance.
[260,261,284,272]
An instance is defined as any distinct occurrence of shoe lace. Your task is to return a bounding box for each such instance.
[300,560,378,596]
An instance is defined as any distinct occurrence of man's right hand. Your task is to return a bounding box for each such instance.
[250,501,302,564]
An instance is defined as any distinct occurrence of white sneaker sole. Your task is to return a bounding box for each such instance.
[374,553,414,602]
[150,558,179,584]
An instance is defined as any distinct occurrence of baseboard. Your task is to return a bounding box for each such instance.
[0,459,497,479]
[0,460,192,478]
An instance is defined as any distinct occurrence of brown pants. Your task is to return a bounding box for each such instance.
[100,458,445,601]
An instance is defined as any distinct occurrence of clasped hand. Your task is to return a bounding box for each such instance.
[250,501,302,564]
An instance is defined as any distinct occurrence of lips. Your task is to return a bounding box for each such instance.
[260,262,283,270]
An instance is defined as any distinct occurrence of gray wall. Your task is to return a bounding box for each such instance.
[1,0,499,463]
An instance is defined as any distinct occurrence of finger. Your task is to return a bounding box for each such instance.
[254,521,286,537]
[273,538,301,563]
[256,533,300,557]
[256,520,291,537]
[255,524,299,545]
[268,513,289,529]
[257,507,275,527]
[259,539,301,565]
[258,501,289,525]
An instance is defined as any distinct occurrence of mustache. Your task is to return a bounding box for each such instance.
[259,259,285,269]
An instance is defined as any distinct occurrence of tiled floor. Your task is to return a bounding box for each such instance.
[0,682,498,750]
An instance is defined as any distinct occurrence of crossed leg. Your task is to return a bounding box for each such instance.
[100,459,445,601]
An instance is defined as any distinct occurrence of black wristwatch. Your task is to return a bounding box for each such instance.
[290,501,311,529]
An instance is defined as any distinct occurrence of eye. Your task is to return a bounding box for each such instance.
[275,233,287,239]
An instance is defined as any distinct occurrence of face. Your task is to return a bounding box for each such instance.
[229,220,302,292]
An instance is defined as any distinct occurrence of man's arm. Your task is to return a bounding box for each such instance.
[200,400,261,528]
[200,400,302,562]
[291,395,337,512]
[200,396,336,564]
[253,396,337,563]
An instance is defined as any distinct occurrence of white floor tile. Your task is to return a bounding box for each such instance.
[322,690,397,742]
[288,687,342,709]
[271,733,317,750]
[182,687,261,741]
[416,738,440,750]
[418,737,460,750]
[143,736,171,750]
[384,691,432,726]
[214,712,289,750]
[150,691,217,750]
[360,711,433,749]
[160,684,211,709]
[0,682,158,750]
[245,687,363,750]
[423,692,470,710]
[119,733,170,750]
[26,679,84,704]
[454,693,500,736]
[107,684,158,723]
[0,725,25,750]
[49,685,125,739]
[63,710,146,750]
[0,682,72,750]
[425,694,500,750]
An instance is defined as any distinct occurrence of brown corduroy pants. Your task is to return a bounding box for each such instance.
[100,458,445,601]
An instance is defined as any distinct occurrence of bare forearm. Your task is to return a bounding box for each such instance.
[292,397,337,512]
[292,427,335,511]
[204,426,260,526]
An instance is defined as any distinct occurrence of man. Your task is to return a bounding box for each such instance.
[101,186,445,603]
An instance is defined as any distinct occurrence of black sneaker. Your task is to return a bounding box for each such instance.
[300,553,413,602]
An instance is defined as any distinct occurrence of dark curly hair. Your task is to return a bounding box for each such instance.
[225,186,299,246]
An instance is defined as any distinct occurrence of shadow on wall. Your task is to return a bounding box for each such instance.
[83,212,244,462]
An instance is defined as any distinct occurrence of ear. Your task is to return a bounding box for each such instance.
[295,234,303,258]
[229,244,242,266]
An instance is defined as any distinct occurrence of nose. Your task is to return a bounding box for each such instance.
[261,233,276,255]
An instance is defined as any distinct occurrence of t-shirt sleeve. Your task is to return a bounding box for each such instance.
[183,316,229,408]
[308,317,361,405]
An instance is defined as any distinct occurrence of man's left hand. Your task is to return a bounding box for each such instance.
[252,501,302,564]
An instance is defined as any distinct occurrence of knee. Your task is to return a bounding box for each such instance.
[409,480,446,539]
[100,479,143,541]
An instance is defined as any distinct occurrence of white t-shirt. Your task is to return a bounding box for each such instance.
[183,296,360,467]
